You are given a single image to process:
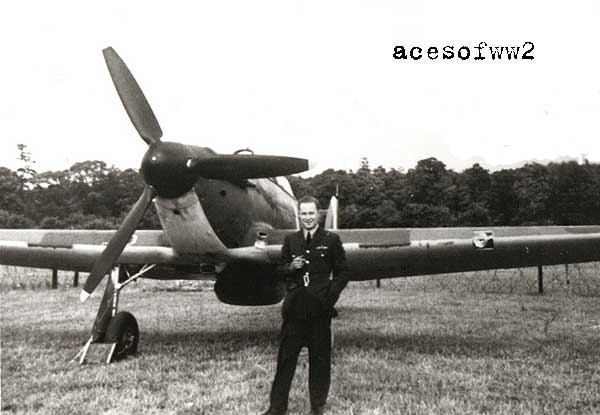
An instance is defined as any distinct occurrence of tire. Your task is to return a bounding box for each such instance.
[105,311,139,362]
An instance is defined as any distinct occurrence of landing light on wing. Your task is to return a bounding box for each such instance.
[472,231,494,249]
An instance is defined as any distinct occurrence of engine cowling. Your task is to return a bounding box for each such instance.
[214,263,286,306]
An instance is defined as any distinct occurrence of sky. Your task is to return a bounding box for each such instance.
[1,1,599,176]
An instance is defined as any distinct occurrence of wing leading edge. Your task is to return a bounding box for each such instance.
[0,230,197,271]
[341,231,600,281]
[2,227,600,280]
[254,226,600,281]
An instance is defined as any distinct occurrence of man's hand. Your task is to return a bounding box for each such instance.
[289,255,305,271]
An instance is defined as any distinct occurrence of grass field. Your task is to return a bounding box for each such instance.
[1,265,600,414]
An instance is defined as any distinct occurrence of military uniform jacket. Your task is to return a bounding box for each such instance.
[278,227,349,320]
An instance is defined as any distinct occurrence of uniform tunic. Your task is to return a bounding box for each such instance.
[280,227,349,320]
[268,227,349,413]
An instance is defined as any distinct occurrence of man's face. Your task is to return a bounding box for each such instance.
[298,202,319,231]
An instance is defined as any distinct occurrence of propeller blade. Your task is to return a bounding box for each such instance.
[103,47,163,145]
[81,186,156,302]
[190,154,309,180]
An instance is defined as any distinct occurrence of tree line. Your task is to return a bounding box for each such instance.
[2,147,600,229]
[290,157,600,228]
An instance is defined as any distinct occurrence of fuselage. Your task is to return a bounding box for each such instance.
[195,175,299,247]
[151,145,299,253]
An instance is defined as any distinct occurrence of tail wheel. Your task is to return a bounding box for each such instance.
[105,311,139,361]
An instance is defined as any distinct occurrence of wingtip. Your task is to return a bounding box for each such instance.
[79,290,91,303]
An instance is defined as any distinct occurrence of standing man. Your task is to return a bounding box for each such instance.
[262,196,349,415]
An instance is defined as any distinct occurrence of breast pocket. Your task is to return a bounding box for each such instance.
[312,247,331,272]
[316,246,330,258]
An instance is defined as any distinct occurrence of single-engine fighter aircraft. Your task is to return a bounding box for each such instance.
[2,47,600,363]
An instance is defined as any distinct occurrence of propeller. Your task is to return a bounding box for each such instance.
[188,154,308,180]
[103,47,163,145]
[81,47,310,301]
[139,143,310,198]
[81,186,156,302]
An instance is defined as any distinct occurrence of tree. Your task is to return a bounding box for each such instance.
[357,157,370,175]
[0,167,24,213]
[399,203,453,227]
[458,163,491,204]
[512,163,552,225]
[68,160,111,185]
[379,167,409,212]
[16,143,37,190]
[546,161,598,225]
[4,155,599,230]
[0,209,34,228]
[405,158,454,207]
[453,163,492,226]
[488,169,519,225]
[287,175,312,200]
[456,202,491,226]
[27,170,73,223]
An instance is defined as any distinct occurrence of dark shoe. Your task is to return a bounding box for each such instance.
[260,407,287,415]
[311,406,325,415]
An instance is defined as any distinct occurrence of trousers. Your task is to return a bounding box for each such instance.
[269,316,332,412]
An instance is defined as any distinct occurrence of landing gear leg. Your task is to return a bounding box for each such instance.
[75,264,154,364]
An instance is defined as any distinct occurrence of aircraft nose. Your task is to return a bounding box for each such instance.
[140,142,197,198]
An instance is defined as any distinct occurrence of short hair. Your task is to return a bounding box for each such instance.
[297,195,320,210]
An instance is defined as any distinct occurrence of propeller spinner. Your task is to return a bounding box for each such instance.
[81,47,310,300]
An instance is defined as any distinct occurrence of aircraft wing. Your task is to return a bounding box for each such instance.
[0,229,202,272]
[3,226,600,281]
[235,226,600,281]
[338,226,600,280]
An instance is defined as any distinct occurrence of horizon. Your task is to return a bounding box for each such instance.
[1,144,592,178]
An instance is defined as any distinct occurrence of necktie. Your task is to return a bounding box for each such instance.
[306,232,312,246]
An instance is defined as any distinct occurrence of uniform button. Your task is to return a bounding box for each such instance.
[306,250,310,254]
[305,260,310,264]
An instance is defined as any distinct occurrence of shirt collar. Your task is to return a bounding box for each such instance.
[303,226,319,239]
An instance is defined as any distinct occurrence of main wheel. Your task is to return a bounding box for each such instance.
[105,311,139,362]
